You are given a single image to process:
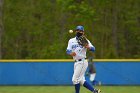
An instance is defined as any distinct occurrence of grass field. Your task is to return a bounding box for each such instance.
[0,86,140,93]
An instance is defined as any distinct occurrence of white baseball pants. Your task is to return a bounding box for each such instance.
[72,59,88,85]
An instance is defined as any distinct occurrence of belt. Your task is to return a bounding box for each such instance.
[75,58,86,62]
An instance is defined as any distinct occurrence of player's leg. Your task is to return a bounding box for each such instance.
[72,62,85,93]
[80,60,101,93]
[90,73,99,85]
[75,83,80,93]
[88,60,96,81]
[82,60,95,92]
[90,73,96,81]
[72,59,93,93]
[83,80,101,93]
[89,61,100,85]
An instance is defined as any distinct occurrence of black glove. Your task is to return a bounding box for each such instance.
[77,35,89,46]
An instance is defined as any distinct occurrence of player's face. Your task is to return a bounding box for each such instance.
[76,30,84,37]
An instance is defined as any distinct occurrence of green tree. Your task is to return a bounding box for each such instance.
[1,0,140,59]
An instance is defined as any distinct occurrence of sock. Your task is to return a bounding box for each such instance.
[75,83,80,93]
[83,81,94,92]
[90,73,96,81]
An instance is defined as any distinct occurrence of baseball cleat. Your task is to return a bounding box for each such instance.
[93,89,101,93]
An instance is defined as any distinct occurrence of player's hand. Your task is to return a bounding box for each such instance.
[70,52,76,56]
[85,44,90,50]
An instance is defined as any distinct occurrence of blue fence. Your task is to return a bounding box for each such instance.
[0,59,140,85]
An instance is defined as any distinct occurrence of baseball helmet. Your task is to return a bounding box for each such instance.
[76,25,84,31]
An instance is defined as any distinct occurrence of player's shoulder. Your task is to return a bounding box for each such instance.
[68,37,76,42]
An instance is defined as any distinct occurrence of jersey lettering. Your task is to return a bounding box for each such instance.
[72,44,83,49]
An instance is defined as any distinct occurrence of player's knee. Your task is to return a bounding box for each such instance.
[80,80,85,85]
[72,79,79,84]
[72,79,85,85]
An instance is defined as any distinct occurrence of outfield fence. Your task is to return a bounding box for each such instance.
[0,59,140,85]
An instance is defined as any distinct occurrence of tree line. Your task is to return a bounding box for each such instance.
[0,0,139,59]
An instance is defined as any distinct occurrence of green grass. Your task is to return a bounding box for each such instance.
[0,86,140,93]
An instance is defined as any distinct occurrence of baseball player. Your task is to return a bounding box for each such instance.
[66,25,101,93]
[87,57,100,85]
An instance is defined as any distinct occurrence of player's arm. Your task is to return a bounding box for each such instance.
[66,50,76,56]
[66,40,76,56]
[85,40,95,52]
